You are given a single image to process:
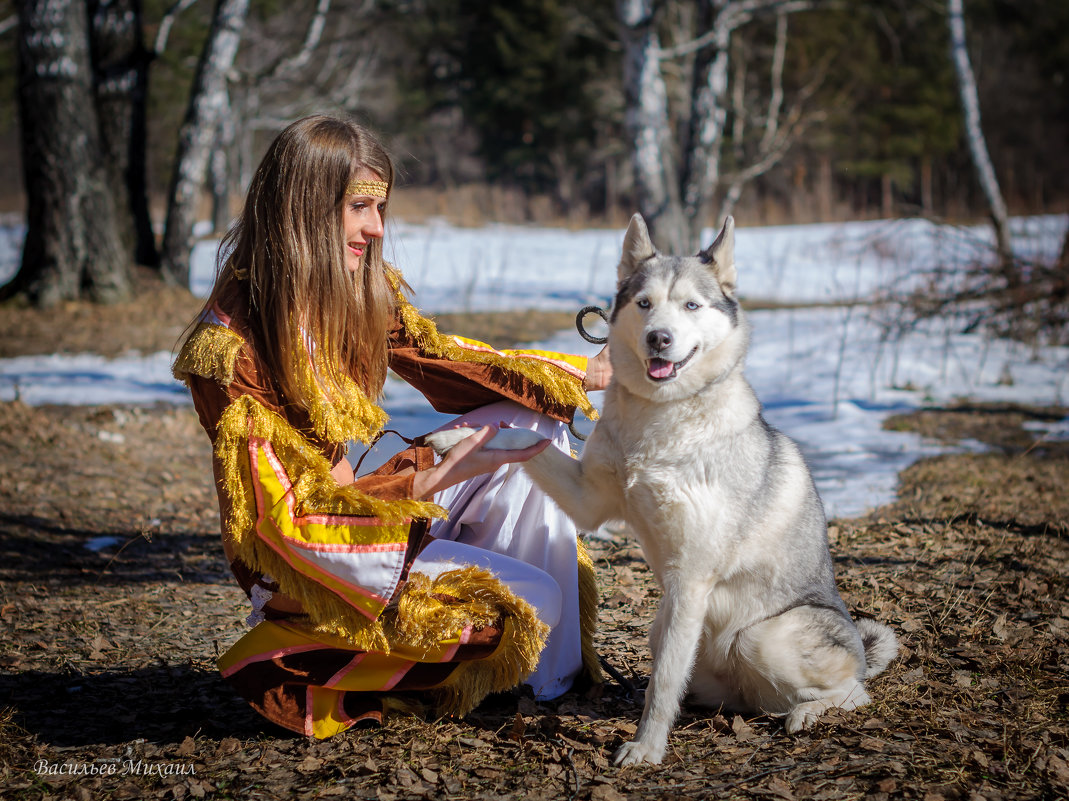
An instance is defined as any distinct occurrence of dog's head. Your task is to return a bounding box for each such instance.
[608,214,749,402]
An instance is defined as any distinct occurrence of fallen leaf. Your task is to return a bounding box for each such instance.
[731,715,756,741]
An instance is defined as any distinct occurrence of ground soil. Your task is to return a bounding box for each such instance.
[0,286,1066,800]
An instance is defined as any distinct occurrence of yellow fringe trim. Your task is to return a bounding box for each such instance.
[296,343,388,446]
[395,293,598,421]
[576,537,603,684]
[173,319,387,446]
[391,566,547,717]
[172,322,245,386]
[215,394,446,649]
[425,573,547,714]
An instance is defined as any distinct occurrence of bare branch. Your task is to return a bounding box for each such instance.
[759,11,788,153]
[267,0,333,79]
[721,35,829,221]
[154,0,200,55]
[657,0,815,60]
[947,0,1013,268]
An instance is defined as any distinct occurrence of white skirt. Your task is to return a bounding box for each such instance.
[412,401,583,701]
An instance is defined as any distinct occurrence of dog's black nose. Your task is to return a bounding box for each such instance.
[646,329,672,352]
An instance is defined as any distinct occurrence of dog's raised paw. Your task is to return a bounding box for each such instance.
[613,739,665,767]
[425,426,547,456]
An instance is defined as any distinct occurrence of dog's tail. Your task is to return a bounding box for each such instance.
[856,619,899,679]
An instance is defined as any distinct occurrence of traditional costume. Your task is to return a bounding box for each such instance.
[174,278,601,738]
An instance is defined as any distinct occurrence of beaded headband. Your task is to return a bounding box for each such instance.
[346,179,389,198]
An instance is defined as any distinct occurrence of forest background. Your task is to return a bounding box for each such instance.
[1,0,1067,302]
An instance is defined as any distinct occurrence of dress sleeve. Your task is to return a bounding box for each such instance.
[387,300,595,424]
[176,317,446,643]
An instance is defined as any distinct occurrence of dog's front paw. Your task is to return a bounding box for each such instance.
[483,427,546,450]
[424,426,547,456]
[424,427,478,456]
[613,738,666,766]
[784,701,824,733]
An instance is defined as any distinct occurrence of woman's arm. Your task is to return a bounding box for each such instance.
[411,424,550,499]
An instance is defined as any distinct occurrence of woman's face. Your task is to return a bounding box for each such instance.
[342,170,387,273]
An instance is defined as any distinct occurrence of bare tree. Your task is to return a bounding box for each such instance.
[159,0,250,286]
[617,0,817,252]
[158,0,380,284]
[90,0,158,266]
[947,0,1015,279]
[10,0,130,306]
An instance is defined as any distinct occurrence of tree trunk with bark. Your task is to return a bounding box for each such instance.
[947,0,1016,279]
[617,0,817,254]
[11,0,131,306]
[617,0,688,252]
[159,0,250,287]
[90,0,158,267]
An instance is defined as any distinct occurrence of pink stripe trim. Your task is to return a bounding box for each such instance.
[437,625,472,663]
[220,643,326,678]
[335,694,355,730]
[284,539,408,555]
[325,653,366,688]
[450,337,587,380]
[258,517,389,615]
[381,660,415,691]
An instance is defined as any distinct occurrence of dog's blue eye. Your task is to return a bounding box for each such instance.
[685,301,701,311]
[637,298,651,309]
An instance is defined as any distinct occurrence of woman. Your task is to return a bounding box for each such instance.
[174,115,609,738]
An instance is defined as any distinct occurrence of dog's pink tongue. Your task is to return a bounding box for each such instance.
[648,358,674,379]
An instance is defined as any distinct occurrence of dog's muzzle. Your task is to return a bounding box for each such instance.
[646,346,698,382]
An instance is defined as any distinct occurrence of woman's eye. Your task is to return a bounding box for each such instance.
[377,203,387,214]
[685,301,701,311]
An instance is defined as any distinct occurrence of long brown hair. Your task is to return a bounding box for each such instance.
[207,115,398,410]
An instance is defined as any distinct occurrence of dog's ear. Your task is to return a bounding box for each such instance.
[700,216,736,294]
[619,213,656,280]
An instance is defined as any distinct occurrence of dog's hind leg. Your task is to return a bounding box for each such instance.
[736,606,873,734]
[614,575,711,766]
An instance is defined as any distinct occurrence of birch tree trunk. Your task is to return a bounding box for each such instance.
[617,0,688,252]
[159,0,250,286]
[11,0,130,306]
[947,0,1016,278]
[680,6,730,251]
[617,0,815,254]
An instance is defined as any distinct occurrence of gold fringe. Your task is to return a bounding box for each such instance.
[172,322,245,385]
[431,600,550,717]
[576,537,603,684]
[296,345,388,446]
[395,293,598,421]
[214,394,548,684]
[215,395,446,650]
[174,319,387,446]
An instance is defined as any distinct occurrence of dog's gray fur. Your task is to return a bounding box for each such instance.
[427,214,898,765]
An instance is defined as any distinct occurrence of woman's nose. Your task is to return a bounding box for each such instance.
[365,209,384,239]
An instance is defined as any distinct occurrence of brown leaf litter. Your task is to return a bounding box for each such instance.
[0,288,1065,800]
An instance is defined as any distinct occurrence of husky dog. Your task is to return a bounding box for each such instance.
[426,214,898,766]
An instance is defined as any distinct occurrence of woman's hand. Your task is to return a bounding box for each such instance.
[583,345,612,392]
[411,425,550,500]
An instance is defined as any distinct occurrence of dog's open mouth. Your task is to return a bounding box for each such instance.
[646,347,697,382]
